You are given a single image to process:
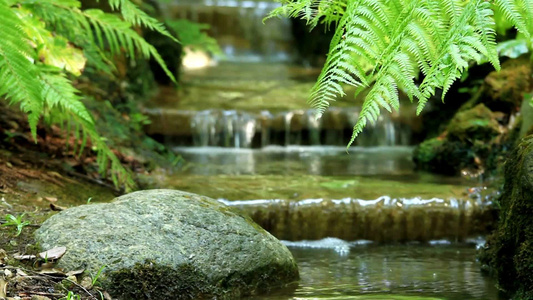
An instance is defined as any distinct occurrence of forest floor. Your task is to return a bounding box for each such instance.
[0,104,133,299]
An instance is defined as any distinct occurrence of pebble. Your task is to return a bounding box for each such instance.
[80,276,93,289]
[66,274,78,283]
[4,269,12,278]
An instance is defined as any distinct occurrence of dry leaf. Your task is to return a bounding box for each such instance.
[13,254,36,260]
[0,278,6,298]
[65,269,84,276]
[16,269,27,276]
[0,249,7,263]
[38,268,66,276]
[103,291,113,300]
[39,246,66,260]
[44,197,58,203]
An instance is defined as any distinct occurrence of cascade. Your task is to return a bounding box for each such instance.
[160,0,291,62]
[148,108,413,148]
[191,110,257,147]
[219,197,495,242]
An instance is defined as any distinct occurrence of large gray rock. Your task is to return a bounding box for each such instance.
[35,189,298,299]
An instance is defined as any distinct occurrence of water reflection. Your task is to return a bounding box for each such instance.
[174,146,415,176]
[249,245,504,300]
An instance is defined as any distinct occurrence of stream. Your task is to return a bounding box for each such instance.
[148,2,502,296]
[152,145,503,300]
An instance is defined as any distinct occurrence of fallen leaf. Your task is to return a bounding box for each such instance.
[16,269,27,276]
[103,291,113,300]
[44,197,58,203]
[65,269,84,276]
[0,249,7,262]
[13,254,36,260]
[39,246,66,260]
[3,269,12,278]
[38,268,66,276]
[0,278,6,298]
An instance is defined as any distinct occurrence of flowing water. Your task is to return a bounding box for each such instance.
[146,3,502,296]
[250,244,502,300]
[144,145,503,300]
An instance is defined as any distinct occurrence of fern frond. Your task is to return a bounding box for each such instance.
[38,68,136,191]
[83,9,176,82]
[26,0,176,82]
[0,0,144,189]
[417,0,499,112]
[107,0,178,43]
[0,0,43,139]
[39,70,93,124]
[494,0,531,38]
[271,0,508,147]
[265,0,347,29]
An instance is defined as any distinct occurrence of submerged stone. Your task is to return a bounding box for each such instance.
[479,135,533,299]
[35,189,299,299]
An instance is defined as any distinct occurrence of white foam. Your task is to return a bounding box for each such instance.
[282,237,353,255]
[217,199,281,206]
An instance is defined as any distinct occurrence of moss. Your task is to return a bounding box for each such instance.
[106,259,298,300]
[447,104,500,142]
[413,137,474,175]
[107,261,214,300]
[413,137,444,164]
[479,135,533,299]
[414,104,513,175]
[483,56,533,114]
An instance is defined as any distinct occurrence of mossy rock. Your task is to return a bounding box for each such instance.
[414,104,505,175]
[483,56,532,114]
[413,137,475,175]
[35,189,298,299]
[412,137,445,165]
[479,135,533,299]
[447,104,501,142]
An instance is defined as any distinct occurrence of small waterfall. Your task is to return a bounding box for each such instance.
[191,110,217,146]
[191,110,257,147]
[146,108,414,148]
[304,110,321,145]
[219,197,496,242]
[161,0,291,62]
[189,109,411,148]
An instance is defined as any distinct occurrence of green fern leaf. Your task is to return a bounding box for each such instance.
[39,68,136,191]
[82,9,176,82]
[108,0,178,43]
[0,0,43,139]
[271,0,508,147]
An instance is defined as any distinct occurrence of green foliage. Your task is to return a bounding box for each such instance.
[268,0,533,147]
[0,0,177,190]
[166,19,222,55]
[2,213,31,236]
[91,265,106,286]
[61,291,81,300]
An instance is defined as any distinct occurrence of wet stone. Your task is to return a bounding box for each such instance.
[34,189,299,299]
